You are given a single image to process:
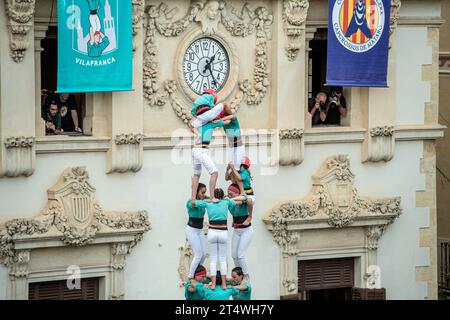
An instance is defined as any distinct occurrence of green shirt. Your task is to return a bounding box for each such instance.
[196,284,239,300]
[195,199,236,222]
[191,94,215,116]
[87,37,110,57]
[186,200,206,219]
[239,169,252,190]
[232,281,252,300]
[185,279,211,300]
[87,0,101,11]
[229,202,248,217]
[199,121,225,144]
[223,117,241,138]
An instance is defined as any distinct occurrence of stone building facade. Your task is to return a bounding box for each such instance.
[0,0,445,299]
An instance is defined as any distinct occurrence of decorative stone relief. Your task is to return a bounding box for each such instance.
[365,225,388,250]
[282,278,297,292]
[114,133,145,145]
[264,155,402,252]
[108,133,145,173]
[279,128,304,166]
[9,250,30,278]
[194,0,222,35]
[389,0,401,49]
[178,240,194,287]
[132,0,145,52]
[1,136,35,177]
[143,1,273,124]
[264,155,402,297]
[283,0,309,61]
[0,166,151,267]
[364,126,395,162]
[4,0,36,62]
[111,243,131,270]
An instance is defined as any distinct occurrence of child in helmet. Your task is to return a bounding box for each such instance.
[190,89,232,129]
[225,156,254,223]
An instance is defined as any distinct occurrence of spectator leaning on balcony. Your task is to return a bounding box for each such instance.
[57,93,82,133]
[308,92,327,126]
[324,86,347,125]
[43,101,63,135]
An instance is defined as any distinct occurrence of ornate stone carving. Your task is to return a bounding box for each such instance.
[366,225,388,250]
[370,126,395,137]
[264,155,402,251]
[389,0,401,49]
[111,243,131,270]
[143,2,202,107]
[132,0,145,52]
[279,128,303,140]
[282,278,297,292]
[143,1,273,123]
[4,0,35,62]
[4,136,34,148]
[283,0,309,61]
[9,250,30,278]
[0,167,151,267]
[195,0,222,35]
[365,126,395,162]
[1,136,35,178]
[166,80,193,125]
[178,240,194,287]
[109,134,145,173]
[114,133,145,145]
[279,129,304,166]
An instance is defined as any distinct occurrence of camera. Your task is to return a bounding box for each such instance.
[318,100,327,112]
[329,96,339,108]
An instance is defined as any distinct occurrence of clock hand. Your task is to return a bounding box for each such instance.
[202,53,217,74]
[206,64,218,87]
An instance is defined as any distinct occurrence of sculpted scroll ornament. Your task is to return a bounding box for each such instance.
[114,133,145,145]
[0,167,151,266]
[370,126,394,137]
[389,0,401,49]
[264,155,402,252]
[132,0,145,52]
[4,136,34,148]
[283,0,309,61]
[143,1,273,123]
[4,0,36,63]
[178,240,194,287]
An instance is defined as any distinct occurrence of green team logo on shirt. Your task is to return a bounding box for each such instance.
[66,0,119,62]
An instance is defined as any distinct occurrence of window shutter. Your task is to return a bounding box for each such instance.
[352,288,386,300]
[298,258,354,291]
[29,277,99,300]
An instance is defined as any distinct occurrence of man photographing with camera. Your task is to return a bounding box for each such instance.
[308,92,328,126]
[324,86,347,125]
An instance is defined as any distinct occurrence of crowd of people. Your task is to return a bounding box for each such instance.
[41,89,82,135]
[184,88,254,300]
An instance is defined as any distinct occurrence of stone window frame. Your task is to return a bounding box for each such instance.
[264,155,402,297]
[0,166,151,300]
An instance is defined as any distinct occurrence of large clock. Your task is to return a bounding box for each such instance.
[182,37,230,95]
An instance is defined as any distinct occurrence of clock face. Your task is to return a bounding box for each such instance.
[182,37,230,95]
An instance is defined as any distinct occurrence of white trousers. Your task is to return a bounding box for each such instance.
[228,144,245,171]
[89,14,101,33]
[192,147,217,176]
[232,226,253,275]
[186,225,207,278]
[191,103,224,128]
[207,228,228,275]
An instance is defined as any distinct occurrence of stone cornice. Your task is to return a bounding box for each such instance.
[30,125,445,154]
